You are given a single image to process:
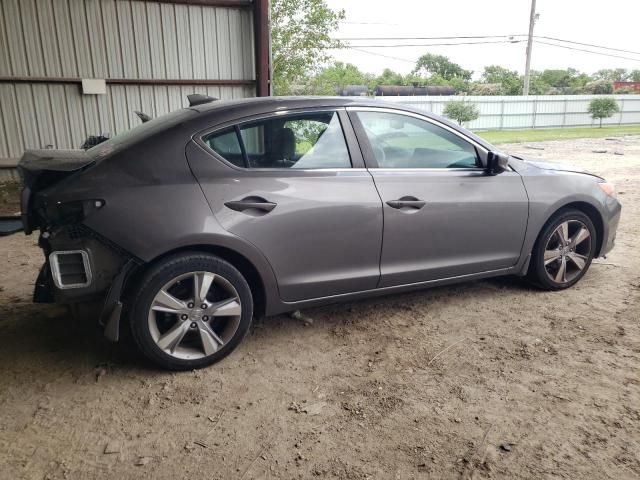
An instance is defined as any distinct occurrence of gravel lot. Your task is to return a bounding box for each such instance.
[1,136,639,480]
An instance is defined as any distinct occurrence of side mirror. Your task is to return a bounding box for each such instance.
[485,151,509,175]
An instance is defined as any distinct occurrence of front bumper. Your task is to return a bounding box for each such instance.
[600,197,621,257]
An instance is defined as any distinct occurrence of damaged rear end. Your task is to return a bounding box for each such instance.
[18,149,135,338]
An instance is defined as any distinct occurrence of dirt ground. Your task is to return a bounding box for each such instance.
[0,180,20,216]
[1,136,639,480]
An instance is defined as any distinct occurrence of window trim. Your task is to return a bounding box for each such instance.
[197,108,362,171]
[347,107,489,171]
[233,125,249,168]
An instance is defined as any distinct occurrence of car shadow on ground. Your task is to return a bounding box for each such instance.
[0,302,140,375]
[0,275,536,375]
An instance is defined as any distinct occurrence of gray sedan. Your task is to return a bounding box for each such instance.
[19,96,621,370]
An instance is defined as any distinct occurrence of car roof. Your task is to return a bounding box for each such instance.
[190,96,376,113]
[188,96,495,151]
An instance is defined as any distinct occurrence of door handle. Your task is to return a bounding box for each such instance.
[225,197,277,213]
[386,197,426,210]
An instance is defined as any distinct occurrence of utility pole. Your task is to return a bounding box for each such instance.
[523,0,537,96]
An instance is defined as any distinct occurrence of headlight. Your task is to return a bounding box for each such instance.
[597,182,616,199]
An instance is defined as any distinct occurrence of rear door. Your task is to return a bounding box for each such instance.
[349,108,529,287]
[187,108,383,302]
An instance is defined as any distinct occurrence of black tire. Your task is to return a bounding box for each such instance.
[129,252,253,371]
[528,209,597,290]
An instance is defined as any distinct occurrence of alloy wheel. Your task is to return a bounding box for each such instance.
[147,271,242,360]
[543,220,592,284]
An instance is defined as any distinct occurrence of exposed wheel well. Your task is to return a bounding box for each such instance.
[123,245,267,318]
[542,202,604,255]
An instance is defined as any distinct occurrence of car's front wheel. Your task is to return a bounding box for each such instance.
[528,209,597,290]
[129,253,253,370]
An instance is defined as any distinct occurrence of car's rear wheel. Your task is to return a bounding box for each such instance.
[129,253,253,370]
[528,209,597,290]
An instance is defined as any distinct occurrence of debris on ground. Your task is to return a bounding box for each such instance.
[135,456,152,466]
[288,401,304,413]
[524,145,545,150]
[303,402,327,416]
[288,400,326,415]
[104,441,121,455]
[290,310,314,326]
[499,442,515,452]
[94,362,114,382]
[592,149,607,153]
[95,367,108,382]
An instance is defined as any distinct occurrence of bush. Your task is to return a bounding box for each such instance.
[469,83,504,96]
[584,80,614,95]
[443,101,479,126]
[587,97,620,127]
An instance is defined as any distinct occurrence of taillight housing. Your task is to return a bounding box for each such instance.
[45,199,105,226]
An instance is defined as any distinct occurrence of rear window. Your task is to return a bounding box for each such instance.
[204,128,244,168]
[88,109,196,159]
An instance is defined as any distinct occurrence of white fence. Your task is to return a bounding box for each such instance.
[357,95,640,131]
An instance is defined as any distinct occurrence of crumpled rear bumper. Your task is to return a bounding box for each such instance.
[33,225,139,342]
[35,224,128,304]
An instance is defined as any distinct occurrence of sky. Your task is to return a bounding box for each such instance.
[324,0,640,78]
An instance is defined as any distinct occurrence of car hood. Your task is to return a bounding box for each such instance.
[511,156,603,180]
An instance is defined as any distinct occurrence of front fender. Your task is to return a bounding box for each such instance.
[519,169,617,262]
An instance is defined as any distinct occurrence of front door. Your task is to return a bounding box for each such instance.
[349,109,529,287]
[188,109,383,302]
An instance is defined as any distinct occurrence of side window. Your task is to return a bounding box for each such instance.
[356,111,480,169]
[204,128,244,168]
[240,111,351,169]
[204,111,352,169]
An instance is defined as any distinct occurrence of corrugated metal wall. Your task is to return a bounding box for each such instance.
[373,95,640,130]
[0,0,256,163]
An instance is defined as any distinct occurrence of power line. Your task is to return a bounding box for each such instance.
[337,34,640,56]
[536,36,640,56]
[347,47,416,64]
[336,34,523,41]
[339,21,401,26]
[534,40,640,62]
[344,39,639,62]
[344,40,525,48]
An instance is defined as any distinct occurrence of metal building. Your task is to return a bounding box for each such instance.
[0,0,270,175]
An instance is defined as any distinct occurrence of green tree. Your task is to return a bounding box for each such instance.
[594,68,629,82]
[306,62,374,95]
[271,0,345,95]
[587,97,619,127]
[443,101,479,126]
[376,68,405,86]
[412,53,472,82]
[539,69,578,89]
[526,71,553,95]
[481,65,521,95]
